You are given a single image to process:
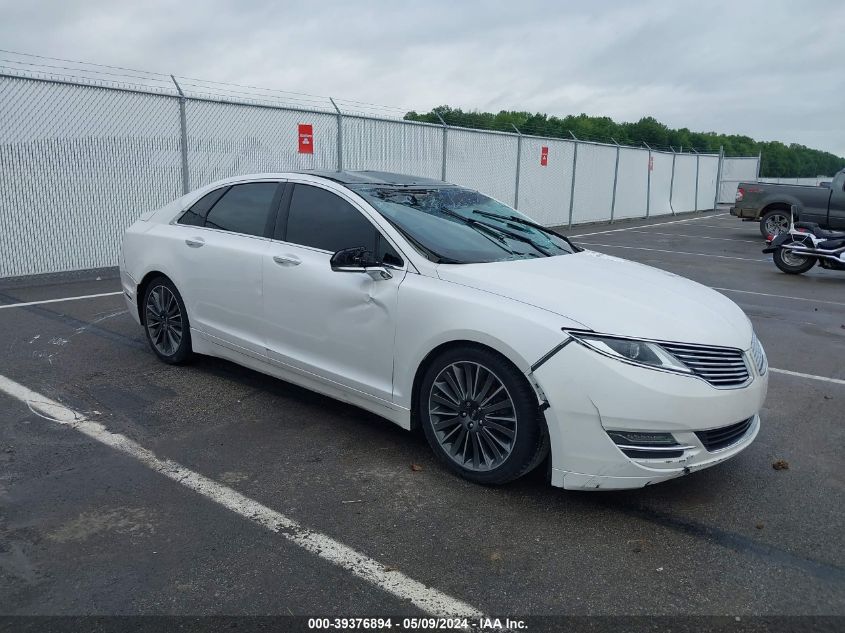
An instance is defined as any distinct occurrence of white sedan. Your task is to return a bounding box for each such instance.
[119,170,768,490]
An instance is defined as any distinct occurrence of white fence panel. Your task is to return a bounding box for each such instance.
[0,76,182,278]
[516,137,574,227]
[342,116,442,179]
[648,151,674,217]
[572,143,616,224]
[672,154,698,213]
[696,155,719,210]
[613,147,649,219]
[719,157,759,203]
[445,128,518,207]
[185,101,338,189]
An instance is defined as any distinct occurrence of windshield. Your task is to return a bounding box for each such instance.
[350,185,578,264]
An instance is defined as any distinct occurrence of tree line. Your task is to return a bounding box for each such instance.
[404,106,844,178]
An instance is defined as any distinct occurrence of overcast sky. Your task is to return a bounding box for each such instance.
[2,0,843,156]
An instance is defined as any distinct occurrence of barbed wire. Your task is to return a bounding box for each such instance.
[0,48,726,154]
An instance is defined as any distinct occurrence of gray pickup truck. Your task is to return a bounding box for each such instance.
[730,168,845,238]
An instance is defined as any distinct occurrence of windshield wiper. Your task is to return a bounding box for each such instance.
[471,210,581,252]
[441,207,551,256]
[382,218,462,264]
[437,206,520,256]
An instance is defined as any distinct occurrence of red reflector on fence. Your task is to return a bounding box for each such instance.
[298,124,314,154]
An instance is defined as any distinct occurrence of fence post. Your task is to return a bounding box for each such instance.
[668,147,677,216]
[692,147,700,211]
[170,75,190,194]
[435,112,448,181]
[329,98,343,171]
[568,131,578,229]
[511,124,522,209]
[643,141,652,218]
[713,145,724,210]
[610,137,621,223]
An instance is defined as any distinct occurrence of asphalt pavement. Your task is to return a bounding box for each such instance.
[0,209,842,624]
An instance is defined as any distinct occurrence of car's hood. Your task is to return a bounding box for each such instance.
[436,251,753,349]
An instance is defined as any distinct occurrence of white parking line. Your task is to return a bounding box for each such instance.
[570,213,728,238]
[713,287,845,308]
[625,230,761,244]
[769,368,845,386]
[0,291,123,310]
[577,242,767,262]
[0,374,482,618]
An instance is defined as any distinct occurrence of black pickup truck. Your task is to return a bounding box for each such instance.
[730,168,845,238]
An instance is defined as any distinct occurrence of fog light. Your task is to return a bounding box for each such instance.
[607,431,678,447]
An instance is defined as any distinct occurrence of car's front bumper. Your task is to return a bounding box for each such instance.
[531,340,768,490]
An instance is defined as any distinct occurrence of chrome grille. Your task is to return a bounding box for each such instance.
[661,343,750,387]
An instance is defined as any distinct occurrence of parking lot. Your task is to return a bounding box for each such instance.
[0,209,843,622]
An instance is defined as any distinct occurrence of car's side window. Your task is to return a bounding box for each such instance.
[204,182,279,238]
[284,184,403,265]
[178,187,228,227]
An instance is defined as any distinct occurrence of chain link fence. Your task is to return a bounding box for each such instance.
[0,68,760,278]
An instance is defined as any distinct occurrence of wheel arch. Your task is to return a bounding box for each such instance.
[409,339,542,431]
[760,202,792,215]
[136,270,175,324]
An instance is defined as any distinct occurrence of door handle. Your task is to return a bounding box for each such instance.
[273,254,301,266]
[185,237,205,248]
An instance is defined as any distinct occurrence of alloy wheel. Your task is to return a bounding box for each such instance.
[765,213,789,236]
[145,285,183,356]
[428,361,517,472]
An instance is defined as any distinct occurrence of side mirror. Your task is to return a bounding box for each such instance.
[330,247,393,281]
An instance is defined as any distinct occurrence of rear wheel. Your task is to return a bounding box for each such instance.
[773,241,816,275]
[760,209,789,239]
[418,345,548,485]
[142,276,193,364]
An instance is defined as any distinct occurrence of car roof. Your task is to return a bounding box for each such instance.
[299,170,453,187]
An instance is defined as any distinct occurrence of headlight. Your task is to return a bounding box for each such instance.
[750,332,767,375]
[566,331,692,374]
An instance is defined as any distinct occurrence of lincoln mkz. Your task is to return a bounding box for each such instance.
[120,171,768,490]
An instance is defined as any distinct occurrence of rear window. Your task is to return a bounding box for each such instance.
[203,183,279,237]
[178,187,228,226]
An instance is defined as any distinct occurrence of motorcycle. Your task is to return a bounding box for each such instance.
[762,205,845,275]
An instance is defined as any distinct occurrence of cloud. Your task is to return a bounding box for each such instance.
[1,0,843,157]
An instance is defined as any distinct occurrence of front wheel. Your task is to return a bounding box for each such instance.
[142,276,193,364]
[773,242,816,275]
[418,346,548,485]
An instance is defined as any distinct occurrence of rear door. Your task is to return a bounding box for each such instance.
[262,182,407,403]
[173,181,283,357]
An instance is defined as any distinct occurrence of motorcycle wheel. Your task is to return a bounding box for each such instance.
[773,241,816,274]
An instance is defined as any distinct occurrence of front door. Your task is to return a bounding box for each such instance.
[827,172,845,229]
[262,183,407,403]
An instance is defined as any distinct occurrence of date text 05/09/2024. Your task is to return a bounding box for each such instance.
[307,617,528,630]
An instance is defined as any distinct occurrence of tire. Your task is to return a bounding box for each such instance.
[773,242,816,275]
[142,276,193,364]
[760,209,790,239]
[418,345,549,485]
